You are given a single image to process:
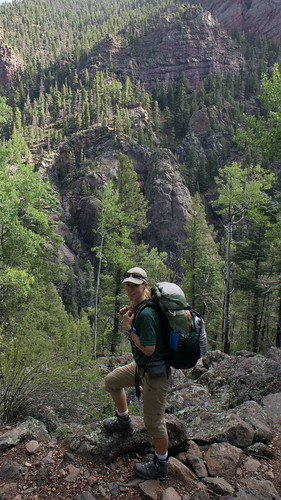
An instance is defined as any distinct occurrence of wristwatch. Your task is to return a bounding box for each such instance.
[126,328,133,337]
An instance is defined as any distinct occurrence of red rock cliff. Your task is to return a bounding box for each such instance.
[191,0,281,45]
[86,5,245,90]
[0,30,24,85]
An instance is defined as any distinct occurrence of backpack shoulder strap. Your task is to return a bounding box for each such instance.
[133,298,155,328]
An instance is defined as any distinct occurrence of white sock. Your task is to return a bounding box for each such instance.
[117,409,129,418]
[155,451,168,461]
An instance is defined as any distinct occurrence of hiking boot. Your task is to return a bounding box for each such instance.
[133,455,169,481]
[103,412,134,436]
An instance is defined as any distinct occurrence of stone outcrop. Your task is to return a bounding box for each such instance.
[0,30,24,85]
[86,5,245,90]
[192,349,281,408]
[191,0,281,45]
[55,124,192,263]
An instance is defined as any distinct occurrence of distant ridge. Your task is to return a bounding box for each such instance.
[85,6,244,90]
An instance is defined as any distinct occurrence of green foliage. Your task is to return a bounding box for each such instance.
[236,63,281,162]
[0,96,13,138]
[213,163,274,222]
[0,134,63,283]
[180,193,223,347]
[212,162,276,353]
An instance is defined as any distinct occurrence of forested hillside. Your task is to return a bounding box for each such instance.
[0,0,281,424]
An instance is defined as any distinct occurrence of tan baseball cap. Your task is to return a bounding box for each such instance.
[122,267,148,284]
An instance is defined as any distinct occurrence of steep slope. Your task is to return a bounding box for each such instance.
[191,0,281,45]
[0,29,24,85]
[53,122,192,265]
[85,5,245,90]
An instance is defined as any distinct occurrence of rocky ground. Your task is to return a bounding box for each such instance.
[1,349,281,499]
[0,422,281,500]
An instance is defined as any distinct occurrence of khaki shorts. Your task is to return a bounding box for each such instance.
[104,361,171,439]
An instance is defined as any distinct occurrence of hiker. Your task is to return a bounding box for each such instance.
[104,266,171,480]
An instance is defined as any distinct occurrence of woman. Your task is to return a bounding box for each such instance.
[104,266,171,480]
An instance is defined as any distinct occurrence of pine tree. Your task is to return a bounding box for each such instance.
[180,193,223,347]
[211,162,275,353]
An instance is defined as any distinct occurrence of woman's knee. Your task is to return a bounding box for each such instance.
[144,413,167,439]
[104,372,122,395]
[104,362,135,394]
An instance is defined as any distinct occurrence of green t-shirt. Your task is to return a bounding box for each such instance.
[131,300,165,365]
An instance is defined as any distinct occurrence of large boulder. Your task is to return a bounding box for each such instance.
[70,414,188,463]
[194,351,281,408]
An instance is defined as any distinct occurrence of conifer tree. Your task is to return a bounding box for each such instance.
[180,193,223,347]
[212,162,274,353]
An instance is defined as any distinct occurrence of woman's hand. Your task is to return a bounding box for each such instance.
[121,309,134,332]
[119,305,131,316]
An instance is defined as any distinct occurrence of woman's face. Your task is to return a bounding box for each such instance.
[125,282,147,306]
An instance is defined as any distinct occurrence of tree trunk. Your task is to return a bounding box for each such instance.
[276,285,281,348]
[93,233,104,359]
[110,269,122,355]
[222,219,232,354]
[252,257,260,352]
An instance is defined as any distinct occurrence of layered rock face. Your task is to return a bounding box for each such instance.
[86,5,245,90]
[0,30,24,85]
[191,0,281,45]
[55,124,192,262]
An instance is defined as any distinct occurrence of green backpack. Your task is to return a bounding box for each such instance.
[135,282,207,369]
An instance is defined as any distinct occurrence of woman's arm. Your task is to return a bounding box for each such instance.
[129,331,155,356]
[122,309,156,357]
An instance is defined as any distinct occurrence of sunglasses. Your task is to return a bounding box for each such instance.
[123,272,147,282]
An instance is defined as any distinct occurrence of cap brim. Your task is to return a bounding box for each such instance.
[122,277,145,284]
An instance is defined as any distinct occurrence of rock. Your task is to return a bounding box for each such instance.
[0,482,18,500]
[191,0,281,46]
[161,486,182,499]
[138,479,162,499]
[262,393,281,424]
[231,401,274,443]
[264,347,281,364]
[65,464,81,482]
[56,128,193,261]
[186,440,203,457]
[0,460,21,479]
[188,109,210,138]
[180,409,255,448]
[246,442,276,460]
[0,33,24,85]
[166,380,212,413]
[41,451,55,465]
[241,478,280,499]
[243,457,261,472]
[63,451,75,462]
[204,442,243,480]
[202,476,235,496]
[199,349,230,369]
[196,352,281,408]
[190,482,209,500]
[185,453,208,478]
[25,440,40,455]
[70,415,188,462]
[98,485,106,496]
[168,457,196,485]
[224,486,276,499]
[108,482,118,496]
[0,419,50,450]
[190,486,209,500]
[77,493,96,500]
[35,466,50,486]
[86,5,244,91]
